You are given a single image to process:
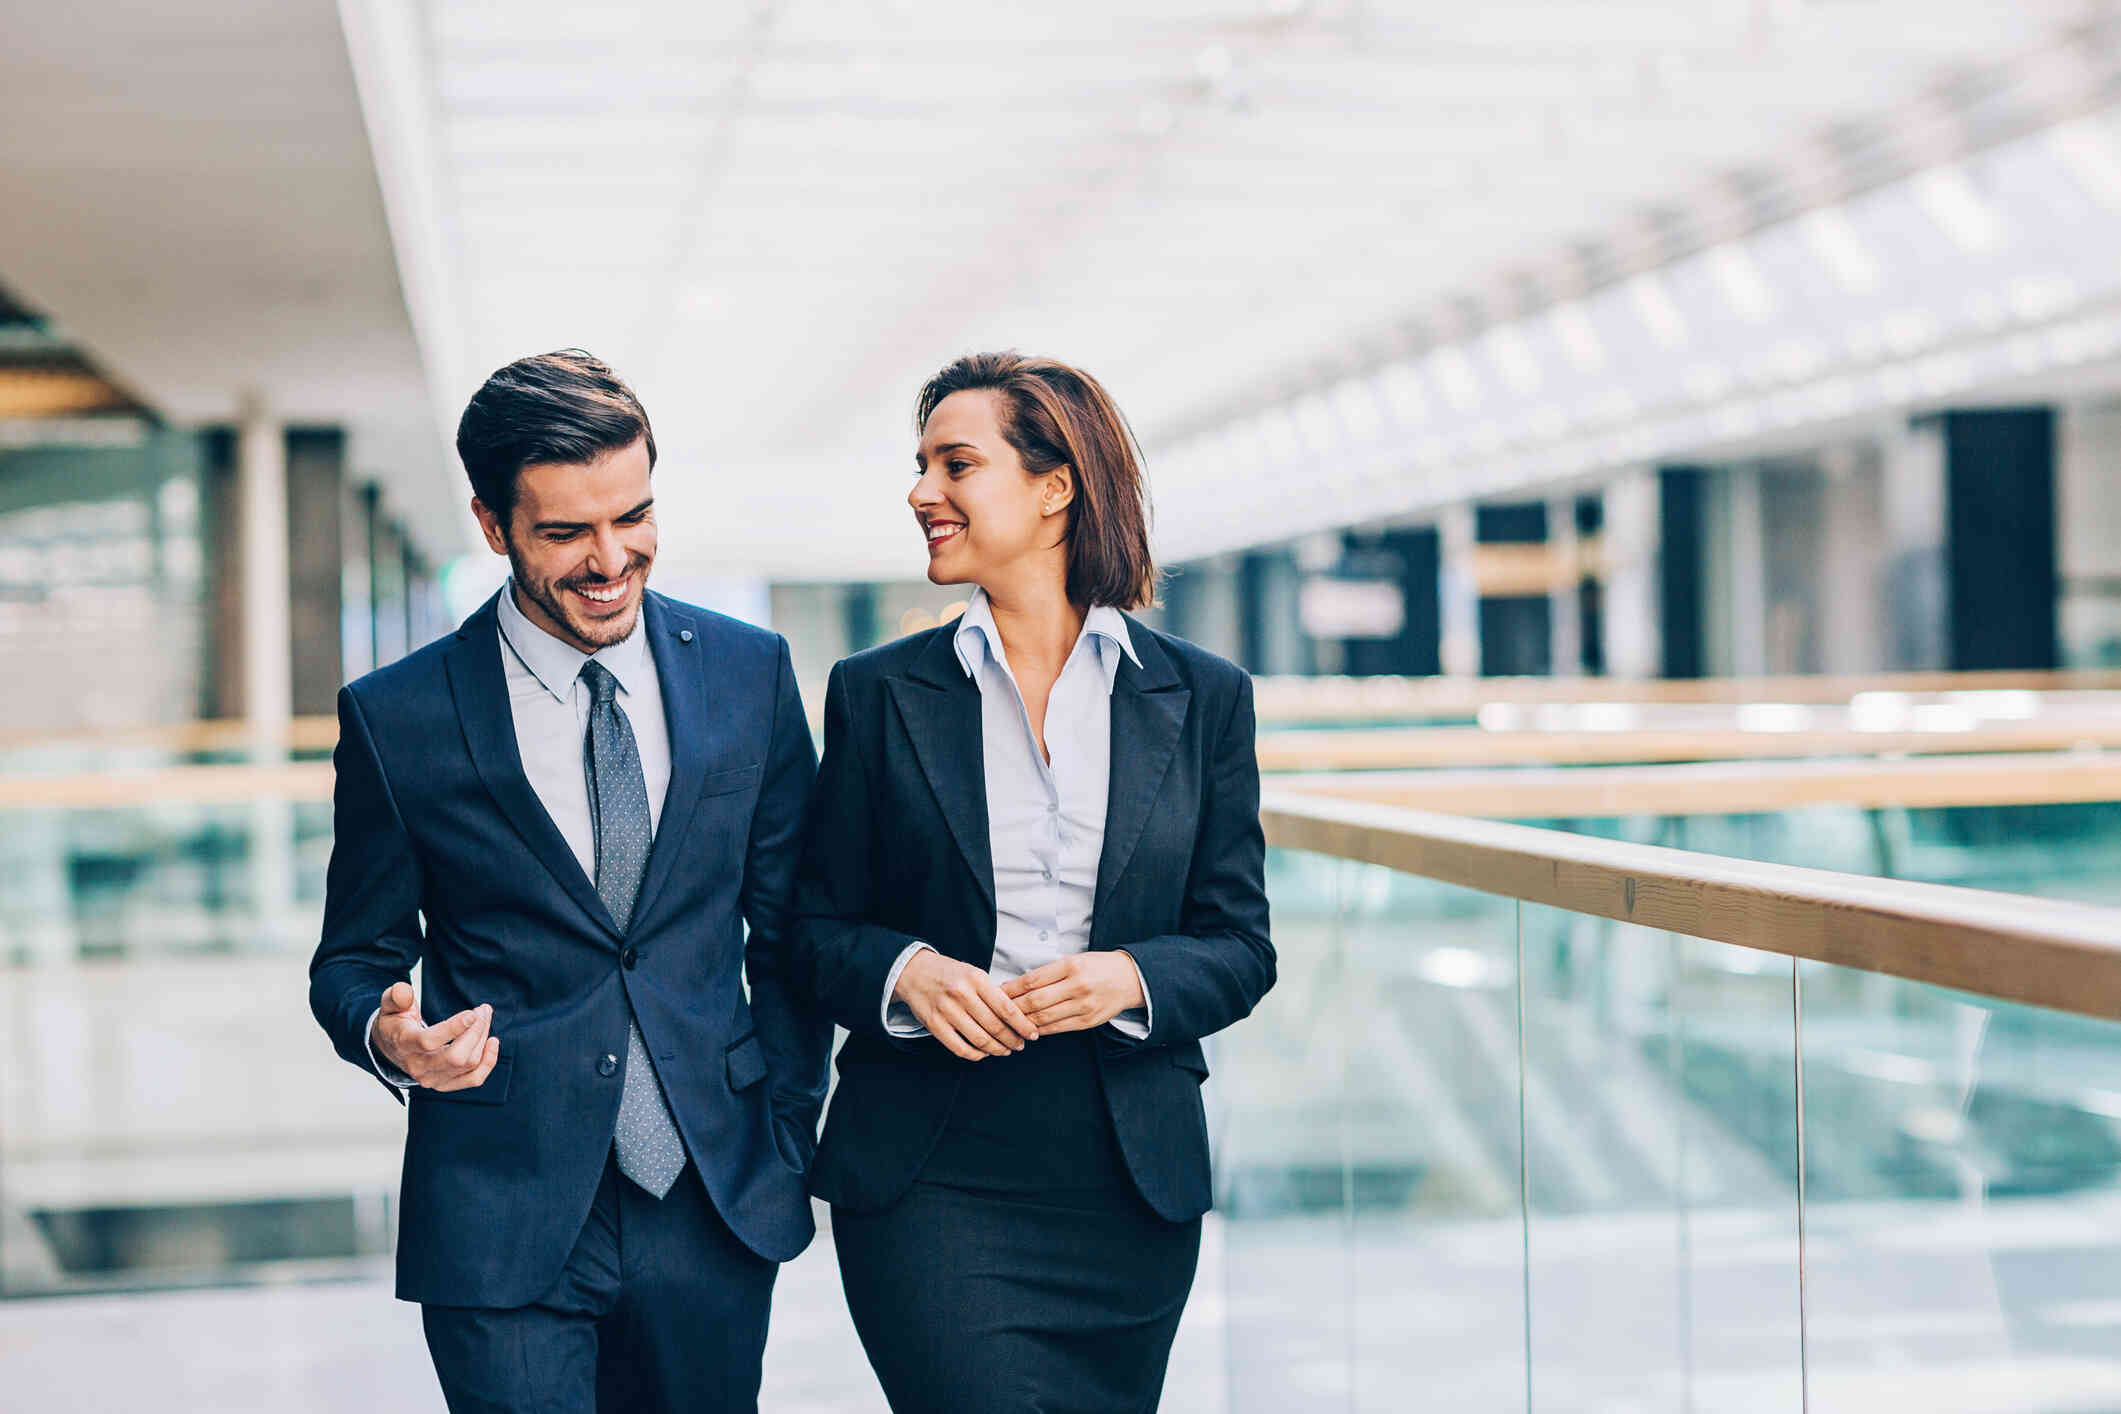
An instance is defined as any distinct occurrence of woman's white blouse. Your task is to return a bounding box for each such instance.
[881,589,1151,1039]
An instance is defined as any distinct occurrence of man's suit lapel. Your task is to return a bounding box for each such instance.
[1095,622,1190,924]
[629,595,707,930]
[886,628,994,912]
[446,590,622,941]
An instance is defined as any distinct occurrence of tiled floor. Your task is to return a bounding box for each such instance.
[0,1212,1227,1413]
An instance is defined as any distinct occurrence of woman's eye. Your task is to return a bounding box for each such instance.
[948,460,970,474]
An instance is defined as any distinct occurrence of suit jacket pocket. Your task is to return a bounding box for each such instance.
[726,1033,768,1091]
[1171,1047,1210,1081]
[701,763,763,798]
[413,1050,515,1106]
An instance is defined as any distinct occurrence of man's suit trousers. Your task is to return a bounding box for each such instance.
[420,1151,777,1414]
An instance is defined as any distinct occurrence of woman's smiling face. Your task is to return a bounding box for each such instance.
[908,389,1066,590]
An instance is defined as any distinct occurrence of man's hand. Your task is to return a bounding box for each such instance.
[892,951,1039,1061]
[999,952,1144,1035]
[373,982,501,1091]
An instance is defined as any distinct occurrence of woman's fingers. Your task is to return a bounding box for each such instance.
[1010,979,1084,1018]
[978,979,1040,1042]
[1024,999,1094,1031]
[938,997,1010,1057]
[923,1003,988,1061]
[953,991,1022,1055]
[999,959,1071,999]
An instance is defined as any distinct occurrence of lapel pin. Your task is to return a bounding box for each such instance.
[679,629,694,643]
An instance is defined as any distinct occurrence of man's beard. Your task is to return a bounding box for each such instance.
[508,543,649,652]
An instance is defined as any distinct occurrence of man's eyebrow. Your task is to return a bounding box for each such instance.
[530,497,654,532]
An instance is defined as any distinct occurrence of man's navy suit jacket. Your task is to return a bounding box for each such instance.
[309,589,829,1309]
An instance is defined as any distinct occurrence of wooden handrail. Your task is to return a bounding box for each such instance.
[1257,722,2121,771]
[0,762,335,809]
[0,749,2114,815]
[0,716,340,755]
[1253,669,2121,722]
[1,669,2117,750]
[1259,789,2121,1021]
[1274,752,2121,817]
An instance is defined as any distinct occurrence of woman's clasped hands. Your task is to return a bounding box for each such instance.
[891,949,1146,1060]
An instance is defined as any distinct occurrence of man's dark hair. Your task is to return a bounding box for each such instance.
[456,349,656,527]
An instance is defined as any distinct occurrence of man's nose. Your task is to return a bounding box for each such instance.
[586,527,627,578]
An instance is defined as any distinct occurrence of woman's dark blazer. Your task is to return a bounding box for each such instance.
[789,616,1275,1224]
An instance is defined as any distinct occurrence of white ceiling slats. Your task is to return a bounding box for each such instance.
[366,0,2108,579]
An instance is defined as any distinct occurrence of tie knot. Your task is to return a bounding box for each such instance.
[580,660,620,707]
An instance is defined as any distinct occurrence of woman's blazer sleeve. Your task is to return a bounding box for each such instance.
[790,661,927,1038]
[1114,669,1275,1049]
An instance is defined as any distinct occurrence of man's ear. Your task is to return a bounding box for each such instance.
[470,496,509,556]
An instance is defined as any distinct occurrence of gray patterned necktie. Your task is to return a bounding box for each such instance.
[581,660,687,1199]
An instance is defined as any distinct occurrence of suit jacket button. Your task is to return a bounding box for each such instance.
[621,947,638,970]
[598,1053,618,1077]
[679,629,694,643]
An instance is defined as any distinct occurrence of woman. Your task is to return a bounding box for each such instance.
[790,352,1275,1413]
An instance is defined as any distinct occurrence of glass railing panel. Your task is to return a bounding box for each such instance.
[1342,859,1526,1413]
[1217,848,1525,1412]
[1554,800,2121,908]
[1519,905,1805,1410]
[0,796,330,964]
[1215,846,1355,1410]
[1797,960,2121,1412]
[0,790,390,1298]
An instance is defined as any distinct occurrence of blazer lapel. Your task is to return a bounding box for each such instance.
[1094,624,1190,924]
[446,590,622,940]
[886,628,994,911]
[628,595,706,931]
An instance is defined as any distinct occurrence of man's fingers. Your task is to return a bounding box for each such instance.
[443,1006,492,1069]
[460,1037,501,1088]
[379,981,418,1018]
[420,1006,482,1052]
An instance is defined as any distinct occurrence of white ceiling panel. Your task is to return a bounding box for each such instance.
[318,0,2121,579]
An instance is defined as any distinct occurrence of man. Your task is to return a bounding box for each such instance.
[309,349,827,1413]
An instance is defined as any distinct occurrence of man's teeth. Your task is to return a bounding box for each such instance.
[577,582,626,603]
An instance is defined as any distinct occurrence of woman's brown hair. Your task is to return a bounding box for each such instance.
[915,352,1158,611]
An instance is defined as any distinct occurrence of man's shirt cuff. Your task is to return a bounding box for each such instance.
[365,1007,419,1089]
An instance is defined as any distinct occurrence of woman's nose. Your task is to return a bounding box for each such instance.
[908,468,941,510]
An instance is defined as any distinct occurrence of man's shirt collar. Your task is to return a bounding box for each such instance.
[497,579,651,703]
